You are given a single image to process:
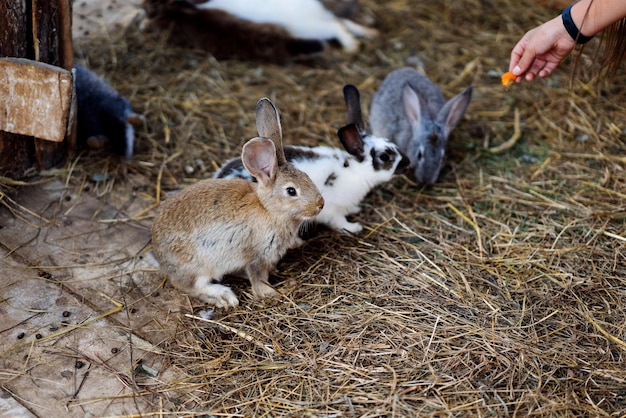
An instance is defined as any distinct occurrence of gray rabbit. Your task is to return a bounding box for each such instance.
[369,67,472,184]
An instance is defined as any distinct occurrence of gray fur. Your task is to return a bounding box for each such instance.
[369,67,472,184]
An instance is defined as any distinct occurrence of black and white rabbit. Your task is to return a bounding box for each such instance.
[370,67,472,185]
[215,84,409,234]
[143,0,377,63]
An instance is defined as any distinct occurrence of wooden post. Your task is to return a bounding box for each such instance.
[0,0,73,178]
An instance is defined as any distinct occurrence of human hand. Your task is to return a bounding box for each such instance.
[509,15,577,82]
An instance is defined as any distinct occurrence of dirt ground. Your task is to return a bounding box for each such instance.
[1,0,626,417]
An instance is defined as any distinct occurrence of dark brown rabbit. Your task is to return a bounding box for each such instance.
[143,0,377,63]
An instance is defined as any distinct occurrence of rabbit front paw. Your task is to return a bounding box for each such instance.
[201,283,240,308]
[251,281,279,299]
[342,221,363,234]
[329,217,363,234]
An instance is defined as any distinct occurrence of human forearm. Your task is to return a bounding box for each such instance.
[571,0,626,37]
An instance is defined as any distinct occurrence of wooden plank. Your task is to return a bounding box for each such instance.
[72,0,143,39]
[0,177,201,415]
[0,261,173,417]
[0,58,73,143]
[0,178,187,346]
[0,391,37,418]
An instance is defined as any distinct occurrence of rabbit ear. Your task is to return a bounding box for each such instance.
[343,84,365,132]
[337,123,365,161]
[256,98,287,166]
[402,85,422,127]
[438,85,473,138]
[241,137,278,187]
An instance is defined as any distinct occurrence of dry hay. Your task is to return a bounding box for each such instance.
[18,0,626,415]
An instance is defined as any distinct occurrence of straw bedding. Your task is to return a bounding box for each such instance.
[35,0,626,415]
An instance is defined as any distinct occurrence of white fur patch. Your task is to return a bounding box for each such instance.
[195,278,240,307]
[124,122,135,159]
[143,251,160,268]
[196,0,364,51]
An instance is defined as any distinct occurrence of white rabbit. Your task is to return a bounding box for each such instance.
[370,67,473,184]
[215,84,409,234]
[151,98,324,307]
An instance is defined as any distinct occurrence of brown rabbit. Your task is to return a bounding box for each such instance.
[151,98,324,307]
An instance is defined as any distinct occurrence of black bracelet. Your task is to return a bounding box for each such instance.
[562,5,594,44]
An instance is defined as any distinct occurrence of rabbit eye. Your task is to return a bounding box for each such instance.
[286,187,297,197]
[379,153,390,162]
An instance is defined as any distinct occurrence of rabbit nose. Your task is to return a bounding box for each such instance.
[316,195,324,210]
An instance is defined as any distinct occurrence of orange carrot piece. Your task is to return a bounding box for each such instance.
[501,71,516,88]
